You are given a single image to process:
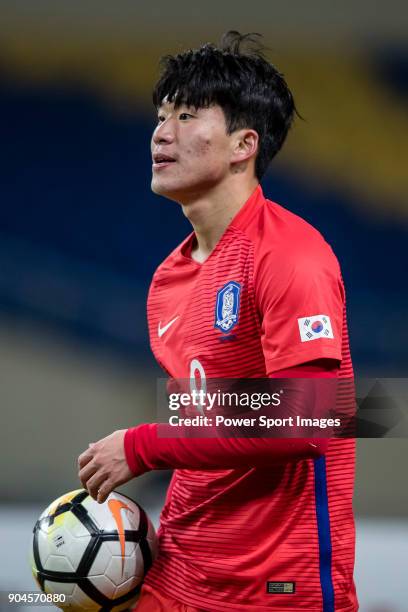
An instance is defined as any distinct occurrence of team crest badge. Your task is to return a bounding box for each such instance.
[215,281,241,333]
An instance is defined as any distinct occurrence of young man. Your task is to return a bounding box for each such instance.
[78,32,358,611]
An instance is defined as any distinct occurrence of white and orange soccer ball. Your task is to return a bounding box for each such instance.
[30,489,158,610]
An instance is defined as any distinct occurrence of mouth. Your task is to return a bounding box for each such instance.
[152,154,177,169]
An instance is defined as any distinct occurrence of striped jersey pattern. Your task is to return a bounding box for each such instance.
[144,186,358,611]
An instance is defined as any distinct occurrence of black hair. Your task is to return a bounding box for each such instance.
[152,31,297,180]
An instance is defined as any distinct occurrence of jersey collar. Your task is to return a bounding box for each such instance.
[179,184,266,263]
[230,184,265,231]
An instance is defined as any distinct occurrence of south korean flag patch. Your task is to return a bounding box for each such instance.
[298,315,334,342]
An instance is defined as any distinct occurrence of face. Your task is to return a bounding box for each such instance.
[151,101,235,202]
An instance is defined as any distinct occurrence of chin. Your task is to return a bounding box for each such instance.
[151,181,177,201]
[151,177,167,195]
[151,178,187,202]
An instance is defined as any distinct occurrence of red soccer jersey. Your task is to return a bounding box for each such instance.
[139,186,357,611]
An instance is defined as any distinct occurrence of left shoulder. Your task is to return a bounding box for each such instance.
[250,198,341,278]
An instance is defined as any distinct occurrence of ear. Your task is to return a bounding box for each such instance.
[230,129,259,165]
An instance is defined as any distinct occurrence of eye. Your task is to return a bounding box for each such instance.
[179,112,193,121]
[157,114,166,123]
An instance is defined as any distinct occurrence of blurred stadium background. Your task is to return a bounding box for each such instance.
[0,1,407,610]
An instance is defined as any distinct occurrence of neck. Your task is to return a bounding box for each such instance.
[180,178,259,263]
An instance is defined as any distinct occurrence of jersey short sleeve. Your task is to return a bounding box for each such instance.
[255,236,344,374]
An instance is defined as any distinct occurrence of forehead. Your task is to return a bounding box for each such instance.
[157,99,225,120]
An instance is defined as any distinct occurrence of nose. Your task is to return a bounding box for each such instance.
[152,118,175,145]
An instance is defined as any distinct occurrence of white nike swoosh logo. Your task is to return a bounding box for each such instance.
[158,316,180,338]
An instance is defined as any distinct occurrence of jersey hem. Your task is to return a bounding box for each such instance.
[146,579,358,612]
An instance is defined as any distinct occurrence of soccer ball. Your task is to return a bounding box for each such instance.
[30,489,157,610]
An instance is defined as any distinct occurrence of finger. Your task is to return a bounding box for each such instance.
[78,461,98,489]
[86,471,109,501]
[97,480,114,504]
[78,448,94,470]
